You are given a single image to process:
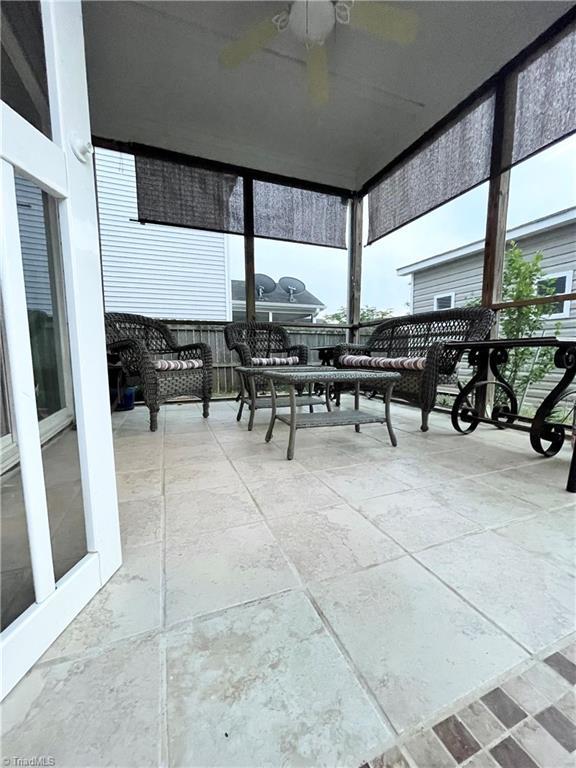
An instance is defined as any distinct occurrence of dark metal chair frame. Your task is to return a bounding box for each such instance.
[334,308,495,431]
[105,312,213,431]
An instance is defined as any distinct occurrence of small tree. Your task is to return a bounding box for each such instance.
[322,305,392,324]
[468,241,559,406]
[498,242,559,400]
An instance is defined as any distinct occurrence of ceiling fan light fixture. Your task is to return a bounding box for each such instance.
[288,0,335,45]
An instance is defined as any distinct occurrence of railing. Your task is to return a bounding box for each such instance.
[163,319,348,396]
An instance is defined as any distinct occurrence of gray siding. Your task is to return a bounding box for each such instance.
[95,148,230,321]
[412,253,483,313]
[411,221,576,412]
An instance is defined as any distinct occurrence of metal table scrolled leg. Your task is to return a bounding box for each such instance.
[530,344,576,457]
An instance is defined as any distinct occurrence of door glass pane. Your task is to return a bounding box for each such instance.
[15,174,88,581]
[1,0,51,137]
[16,175,65,418]
[1,324,35,629]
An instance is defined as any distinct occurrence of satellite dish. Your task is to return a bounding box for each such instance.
[255,273,276,300]
[279,276,306,303]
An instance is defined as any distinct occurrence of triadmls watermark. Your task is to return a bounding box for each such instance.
[3,758,55,767]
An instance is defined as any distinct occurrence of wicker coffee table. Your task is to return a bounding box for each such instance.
[262,368,400,460]
[235,366,327,431]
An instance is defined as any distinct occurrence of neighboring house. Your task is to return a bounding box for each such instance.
[399,207,575,320]
[231,278,326,323]
[398,207,576,411]
[95,148,231,321]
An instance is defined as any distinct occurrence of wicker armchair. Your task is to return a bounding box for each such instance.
[105,313,212,431]
[224,321,309,395]
[224,322,309,367]
[335,308,494,431]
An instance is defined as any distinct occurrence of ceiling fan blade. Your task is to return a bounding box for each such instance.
[219,18,280,68]
[307,45,329,106]
[349,2,418,45]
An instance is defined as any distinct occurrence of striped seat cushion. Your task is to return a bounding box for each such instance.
[250,356,299,366]
[153,359,204,371]
[339,354,426,371]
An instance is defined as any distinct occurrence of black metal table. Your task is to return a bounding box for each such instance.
[446,336,576,492]
[311,345,339,366]
[262,369,400,460]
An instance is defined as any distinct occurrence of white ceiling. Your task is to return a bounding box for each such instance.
[82,1,572,191]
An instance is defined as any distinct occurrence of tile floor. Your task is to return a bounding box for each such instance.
[2,397,575,767]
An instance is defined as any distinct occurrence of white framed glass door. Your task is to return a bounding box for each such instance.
[1,0,121,698]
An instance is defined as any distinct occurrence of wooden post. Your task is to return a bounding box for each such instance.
[243,176,256,321]
[482,78,516,307]
[479,77,516,415]
[347,196,363,343]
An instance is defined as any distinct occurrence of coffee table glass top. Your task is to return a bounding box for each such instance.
[238,367,401,385]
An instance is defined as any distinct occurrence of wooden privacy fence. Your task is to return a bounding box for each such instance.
[164,320,347,396]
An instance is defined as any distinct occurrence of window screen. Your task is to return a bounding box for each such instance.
[135,156,244,236]
[511,24,576,167]
[434,294,454,310]
[135,155,349,247]
[253,181,348,248]
[537,272,572,317]
[368,92,495,244]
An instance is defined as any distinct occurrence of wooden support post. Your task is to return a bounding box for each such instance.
[243,176,256,322]
[482,77,516,307]
[479,77,516,415]
[347,196,363,343]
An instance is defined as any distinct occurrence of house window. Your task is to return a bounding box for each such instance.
[537,271,572,319]
[433,292,455,310]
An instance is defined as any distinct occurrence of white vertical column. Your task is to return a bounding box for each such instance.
[42,0,121,582]
[0,160,56,602]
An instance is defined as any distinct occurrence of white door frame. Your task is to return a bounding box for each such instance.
[0,0,121,699]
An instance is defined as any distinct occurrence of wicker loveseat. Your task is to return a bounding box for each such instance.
[224,321,309,369]
[105,313,213,431]
[335,308,494,431]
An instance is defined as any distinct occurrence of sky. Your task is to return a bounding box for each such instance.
[228,134,576,316]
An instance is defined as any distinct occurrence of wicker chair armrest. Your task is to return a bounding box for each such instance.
[107,338,155,377]
[229,341,253,366]
[423,341,447,378]
[176,342,213,367]
[287,344,309,365]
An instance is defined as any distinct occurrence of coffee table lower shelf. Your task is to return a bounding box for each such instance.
[261,370,400,460]
[274,410,387,429]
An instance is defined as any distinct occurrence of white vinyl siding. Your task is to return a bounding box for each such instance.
[16,176,52,314]
[95,148,230,321]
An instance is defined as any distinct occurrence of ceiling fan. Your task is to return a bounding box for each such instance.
[219,1,418,106]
